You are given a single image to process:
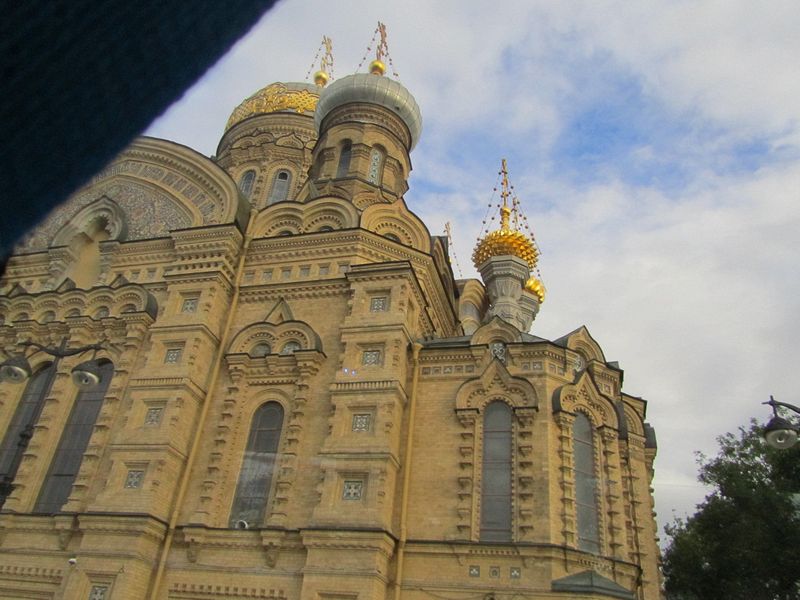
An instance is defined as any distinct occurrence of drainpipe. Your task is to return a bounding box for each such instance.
[393,342,423,600]
[147,208,256,599]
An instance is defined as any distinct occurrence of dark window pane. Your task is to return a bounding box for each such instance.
[0,364,55,479]
[268,171,292,204]
[337,141,352,178]
[573,413,600,553]
[239,170,255,198]
[230,402,284,526]
[480,402,512,542]
[34,362,113,513]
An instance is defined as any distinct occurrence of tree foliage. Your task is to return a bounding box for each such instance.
[663,420,800,600]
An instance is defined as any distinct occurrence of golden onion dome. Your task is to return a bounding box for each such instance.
[225,82,321,132]
[472,207,539,270]
[524,276,546,303]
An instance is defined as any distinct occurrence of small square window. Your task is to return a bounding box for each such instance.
[130,270,140,280]
[489,566,500,578]
[370,296,388,312]
[147,268,157,280]
[362,350,382,366]
[469,566,480,577]
[144,407,163,426]
[244,271,254,282]
[164,348,182,364]
[262,270,273,281]
[342,480,363,500]
[181,297,198,313]
[89,585,109,600]
[124,470,144,489]
[319,264,330,276]
[510,567,521,579]
[300,265,311,277]
[352,414,372,432]
[338,263,349,274]
[281,268,291,280]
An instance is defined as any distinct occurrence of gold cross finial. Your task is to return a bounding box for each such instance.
[308,35,335,87]
[376,22,388,62]
[500,158,511,230]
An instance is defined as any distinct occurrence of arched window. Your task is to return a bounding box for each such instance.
[238,170,256,199]
[336,140,352,178]
[480,401,512,542]
[318,226,334,232]
[268,170,292,205]
[280,341,301,355]
[230,402,284,526]
[41,311,56,323]
[35,361,114,513]
[573,412,600,553]
[0,363,56,507]
[367,147,385,185]
[249,343,271,358]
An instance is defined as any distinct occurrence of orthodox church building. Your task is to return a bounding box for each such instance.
[0,29,661,600]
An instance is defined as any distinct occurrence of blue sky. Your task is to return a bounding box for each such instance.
[147,0,800,541]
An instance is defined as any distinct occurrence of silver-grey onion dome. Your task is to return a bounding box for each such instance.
[314,73,422,150]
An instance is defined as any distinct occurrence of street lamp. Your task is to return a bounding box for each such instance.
[763,395,800,449]
[0,340,108,387]
[0,338,110,507]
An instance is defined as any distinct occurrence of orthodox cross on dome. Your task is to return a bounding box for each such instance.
[306,35,335,87]
[472,159,546,303]
[356,21,400,78]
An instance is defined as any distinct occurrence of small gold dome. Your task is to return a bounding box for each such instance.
[313,70,329,87]
[369,59,386,75]
[225,82,320,131]
[472,227,539,270]
[524,276,546,303]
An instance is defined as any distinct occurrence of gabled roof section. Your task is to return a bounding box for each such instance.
[554,325,606,363]
[471,315,523,346]
[551,570,635,600]
[264,298,294,324]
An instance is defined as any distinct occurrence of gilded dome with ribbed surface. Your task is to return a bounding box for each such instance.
[226,82,320,131]
[472,215,539,270]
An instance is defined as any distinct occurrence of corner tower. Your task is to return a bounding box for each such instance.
[305,23,422,207]
[472,159,545,332]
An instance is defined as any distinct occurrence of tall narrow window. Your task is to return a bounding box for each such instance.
[573,412,600,553]
[367,147,385,184]
[238,170,256,199]
[268,170,292,204]
[480,401,512,542]
[336,140,352,178]
[230,402,284,526]
[35,361,114,513]
[0,363,56,506]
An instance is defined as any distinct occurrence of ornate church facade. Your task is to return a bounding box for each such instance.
[0,33,661,600]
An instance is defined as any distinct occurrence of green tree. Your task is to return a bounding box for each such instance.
[663,420,800,600]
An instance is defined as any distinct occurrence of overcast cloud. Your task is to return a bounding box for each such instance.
[147,0,800,541]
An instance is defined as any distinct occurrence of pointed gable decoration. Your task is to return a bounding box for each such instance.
[551,570,635,600]
[7,283,29,298]
[554,325,606,363]
[264,298,294,324]
[471,315,523,346]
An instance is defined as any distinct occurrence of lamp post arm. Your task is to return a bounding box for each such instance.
[764,395,800,417]
[21,340,105,358]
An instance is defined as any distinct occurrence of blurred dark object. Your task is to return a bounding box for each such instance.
[0,0,277,269]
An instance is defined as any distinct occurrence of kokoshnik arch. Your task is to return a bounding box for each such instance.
[0,26,662,600]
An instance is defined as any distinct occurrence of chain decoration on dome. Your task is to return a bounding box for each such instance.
[472,159,546,302]
[355,21,401,78]
[444,222,464,278]
[305,35,334,87]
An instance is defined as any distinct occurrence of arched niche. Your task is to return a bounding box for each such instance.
[360,199,431,253]
[18,137,247,252]
[552,371,620,430]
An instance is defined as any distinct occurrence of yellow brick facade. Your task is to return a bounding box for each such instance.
[0,65,661,600]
